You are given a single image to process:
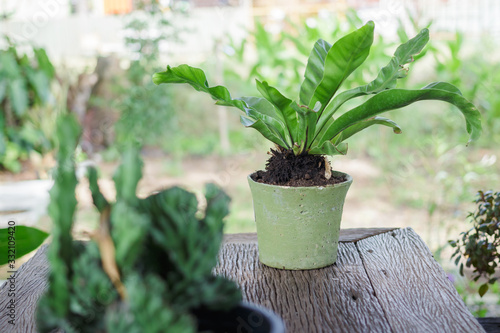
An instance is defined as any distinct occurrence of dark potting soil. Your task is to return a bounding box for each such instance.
[251,148,346,187]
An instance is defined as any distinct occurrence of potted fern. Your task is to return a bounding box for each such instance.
[36,115,284,333]
[153,21,482,270]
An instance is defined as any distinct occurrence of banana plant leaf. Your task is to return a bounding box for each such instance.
[0,226,49,265]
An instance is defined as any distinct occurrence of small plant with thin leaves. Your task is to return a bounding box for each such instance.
[153,21,481,176]
[449,190,500,297]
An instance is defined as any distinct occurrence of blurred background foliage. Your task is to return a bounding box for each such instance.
[0,38,60,172]
[0,0,499,316]
[112,0,181,152]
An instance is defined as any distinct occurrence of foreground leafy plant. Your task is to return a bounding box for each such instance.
[449,190,500,297]
[37,115,241,332]
[154,21,481,158]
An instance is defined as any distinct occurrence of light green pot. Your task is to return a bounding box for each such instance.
[248,171,352,270]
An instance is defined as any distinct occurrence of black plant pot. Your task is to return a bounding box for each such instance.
[195,302,285,333]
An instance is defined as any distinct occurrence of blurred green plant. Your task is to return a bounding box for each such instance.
[450,190,500,297]
[433,32,500,146]
[123,0,182,66]
[224,10,394,98]
[37,114,241,332]
[112,0,185,150]
[452,274,493,317]
[0,38,57,172]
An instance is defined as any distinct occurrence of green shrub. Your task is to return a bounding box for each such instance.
[450,190,500,297]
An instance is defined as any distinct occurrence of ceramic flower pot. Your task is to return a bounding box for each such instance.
[248,171,352,270]
[194,301,285,333]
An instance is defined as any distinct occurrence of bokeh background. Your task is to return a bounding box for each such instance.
[1,0,499,316]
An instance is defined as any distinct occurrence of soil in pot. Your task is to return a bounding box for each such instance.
[251,147,346,187]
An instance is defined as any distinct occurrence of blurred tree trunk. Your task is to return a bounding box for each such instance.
[82,56,122,155]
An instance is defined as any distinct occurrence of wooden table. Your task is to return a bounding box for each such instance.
[0,227,486,332]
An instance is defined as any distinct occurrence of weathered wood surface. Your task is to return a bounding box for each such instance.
[0,244,49,333]
[356,228,485,333]
[223,228,396,244]
[216,228,486,333]
[0,228,485,333]
[215,242,392,332]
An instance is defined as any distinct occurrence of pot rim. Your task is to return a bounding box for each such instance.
[239,301,286,333]
[195,301,285,333]
[247,170,353,190]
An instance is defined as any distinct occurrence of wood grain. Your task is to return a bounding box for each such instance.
[0,245,49,333]
[223,228,396,244]
[356,228,485,333]
[338,228,396,243]
[0,228,485,333]
[215,242,392,333]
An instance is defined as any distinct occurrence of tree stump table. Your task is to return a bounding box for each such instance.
[0,227,486,332]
